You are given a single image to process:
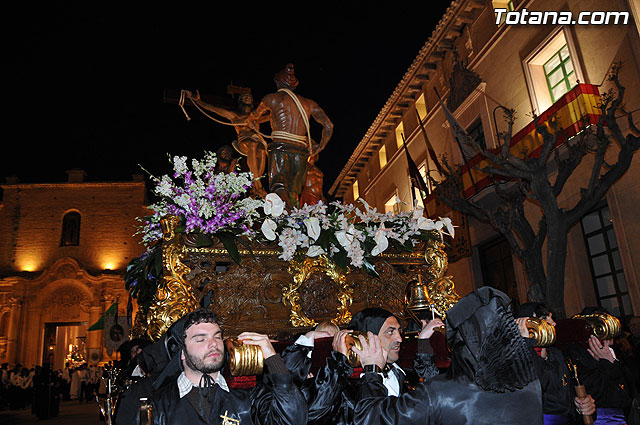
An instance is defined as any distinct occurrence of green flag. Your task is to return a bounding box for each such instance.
[88,302,117,331]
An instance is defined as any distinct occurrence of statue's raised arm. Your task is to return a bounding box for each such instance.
[186,88,268,197]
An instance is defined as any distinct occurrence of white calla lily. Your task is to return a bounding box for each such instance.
[371,226,389,256]
[335,225,356,248]
[264,193,285,217]
[304,217,321,241]
[261,218,278,241]
[418,216,438,231]
[440,217,456,238]
[307,245,325,257]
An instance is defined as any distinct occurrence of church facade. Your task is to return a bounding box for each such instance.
[0,170,148,368]
[330,0,640,317]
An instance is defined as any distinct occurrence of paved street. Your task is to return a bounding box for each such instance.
[0,400,103,425]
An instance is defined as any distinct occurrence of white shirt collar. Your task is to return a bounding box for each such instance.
[177,371,229,398]
[131,364,144,377]
[382,363,405,397]
[358,363,405,397]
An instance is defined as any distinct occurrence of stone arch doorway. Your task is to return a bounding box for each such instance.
[42,322,87,370]
[35,279,95,368]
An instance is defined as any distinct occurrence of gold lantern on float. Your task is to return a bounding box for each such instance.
[525,317,556,347]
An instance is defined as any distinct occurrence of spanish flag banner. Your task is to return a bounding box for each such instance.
[425,83,602,214]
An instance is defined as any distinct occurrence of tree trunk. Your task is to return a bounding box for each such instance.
[522,248,547,304]
[544,223,568,318]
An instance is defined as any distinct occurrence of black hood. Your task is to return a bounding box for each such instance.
[348,307,396,334]
[150,315,190,390]
[513,302,544,319]
[445,286,537,393]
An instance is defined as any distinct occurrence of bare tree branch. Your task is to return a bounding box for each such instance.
[433,69,637,315]
[552,117,590,196]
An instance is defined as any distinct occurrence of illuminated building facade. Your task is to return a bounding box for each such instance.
[0,170,147,368]
[330,0,640,317]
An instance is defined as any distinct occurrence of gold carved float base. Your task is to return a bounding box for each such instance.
[136,217,460,340]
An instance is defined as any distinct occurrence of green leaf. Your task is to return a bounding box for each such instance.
[195,234,214,247]
[152,247,163,277]
[233,234,255,258]
[390,238,413,253]
[316,229,333,251]
[332,250,349,272]
[217,232,241,265]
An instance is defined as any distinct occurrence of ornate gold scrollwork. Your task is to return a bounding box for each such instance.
[160,214,181,241]
[284,255,353,327]
[422,232,461,318]
[573,312,621,340]
[146,216,200,340]
[526,317,557,347]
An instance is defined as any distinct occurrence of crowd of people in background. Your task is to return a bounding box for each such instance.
[0,360,106,419]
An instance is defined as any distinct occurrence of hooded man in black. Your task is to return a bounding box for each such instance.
[561,306,635,425]
[514,302,595,425]
[115,318,183,425]
[354,287,543,425]
[280,307,442,425]
[119,308,306,425]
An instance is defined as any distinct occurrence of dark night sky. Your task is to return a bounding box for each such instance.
[4,3,451,195]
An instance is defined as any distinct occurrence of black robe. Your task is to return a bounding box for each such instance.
[144,372,307,425]
[281,339,439,425]
[354,373,542,425]
[562,343,633,418]
[528,343,578,418]
[353,287,543,425]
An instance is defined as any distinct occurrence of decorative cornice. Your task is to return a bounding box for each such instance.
[329,0,484,197]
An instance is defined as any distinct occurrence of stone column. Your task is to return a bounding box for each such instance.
[22,303,42,367]
[4,299,22,363]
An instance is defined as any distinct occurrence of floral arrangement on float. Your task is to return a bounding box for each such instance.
[127,150,263,310]
[126,151,454,309]
[260,193,454,274]
[135,151,264,246]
